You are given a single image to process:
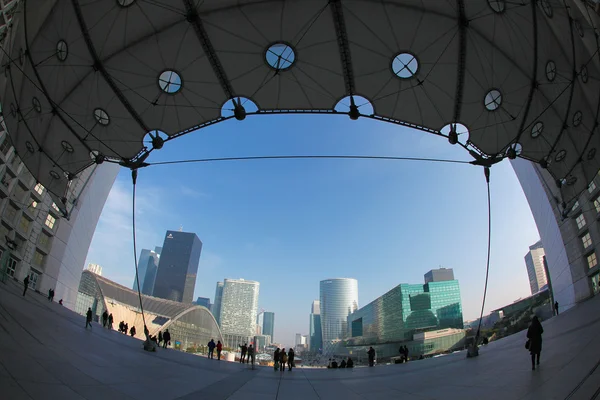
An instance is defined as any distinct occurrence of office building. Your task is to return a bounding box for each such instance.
[194,297,211,309]
[152,230,202,303]
[219,278,260,347]
[319,278,358,354]
[525,241,548,295]
[309,300,322,353]
[132,246,161,295]
[424,268,454,283]
[262,311,275,341]
[255,334,271,351]
[346,274,464,359]
[212,282,224,324]
[87,263,102,276]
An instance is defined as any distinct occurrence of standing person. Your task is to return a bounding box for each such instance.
[247,344,255,366]
[527,316,544,370]
[23,275,30,296]
[47,289,53,301]
[163,329,171,348]
[216,340,222,360]
[287,348,295,371]
[85,307,93,329]
[158,331,163,346]
[240,344,247,363]
[280,348,288,372]
[273,348,280,371]
[367,347,376,367]
[404,346,409,362]
[124,323,129,335]
[58,299,63,305]
[102,310,108,328]
[108,313,113,330]
[207,339,216,359]
[554,301,559,315]
[129,326,136,337]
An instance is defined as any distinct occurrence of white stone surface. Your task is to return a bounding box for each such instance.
[1,278,599,400]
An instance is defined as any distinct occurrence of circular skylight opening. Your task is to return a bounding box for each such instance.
[566,175,577,186]
[580,65,589,83]
[265,43,295,71]
[117,0,135,6]
[94,108,110,126]
[61,140,74,153]
[56,40,68,61]
[25,141,35,153]
[507,142,522,157]
[32,97,41,113]
[334,95,374,116]
[221,97,259,119]
[488,0,505,13]
[484,89,502,111]
[540,0,553,18]
[440,123,470,144]
[575,20,584,37]
[158,70,182,94]
[49,171,61,180]
[392,52,419,79]
[555,149,567,162]
[572,111,582,127]
[531,121,544,138]
[587,148,596,160]
[545,61,556,82]
[143,130,169,150]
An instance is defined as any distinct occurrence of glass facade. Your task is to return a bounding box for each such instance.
[320,278,358,354]
[219,279,260,338]
[309,313,322,353]
[212,282,224,325]
[262,311,275,340]
[153,231,202,303]
[346,280,463,347]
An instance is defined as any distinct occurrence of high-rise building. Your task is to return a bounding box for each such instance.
[262,311,275,342]
[195,297,211,309]
[424,268,454,283]
[309,300,322,353]
[212,282,224,324]
[140,249,160,296]
[219,278,260,344]
[346,274,464,358]
[87,263,102,276]
[525,241,548,295]
[319,278,358,353]
[152,231,202,303]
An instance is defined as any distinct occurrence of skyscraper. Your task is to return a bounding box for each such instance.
[212,282,224,325]
[309,300,322,353]
[195,297,211,309]
[424,268,454,283]
[319,278,358,353]
[262,311,275,341]
[133,249,152,292]
[87,263,102,276]
[140,248,160,296]
[219,278,260,343]
[525,240,548,295]
[152,231,202,303]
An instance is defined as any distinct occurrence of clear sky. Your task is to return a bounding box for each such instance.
[85,113,540,349]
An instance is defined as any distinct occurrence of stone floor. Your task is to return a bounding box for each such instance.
[1,279,599,400]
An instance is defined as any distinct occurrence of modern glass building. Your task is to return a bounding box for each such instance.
[346,277,464,358]
[152,231,202,303]
[77,270,223,349]
[219,278,260,346]
[212,281,224,325]
[262,311,275,341]
[319,278,358,354]
[309,313,322,353]
[133,246,161,296]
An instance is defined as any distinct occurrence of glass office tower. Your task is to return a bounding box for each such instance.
[212,282,224,325]
[219,278,260,342]
[152,231,202,303]
[262,311,275,341]
[319,278,358,353]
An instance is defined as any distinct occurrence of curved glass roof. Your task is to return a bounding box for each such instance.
[1,0,600,204]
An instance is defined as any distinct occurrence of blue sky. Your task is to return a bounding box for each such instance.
[85,113,540,348]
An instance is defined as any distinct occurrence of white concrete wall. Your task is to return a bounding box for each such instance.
[49,164,119,308]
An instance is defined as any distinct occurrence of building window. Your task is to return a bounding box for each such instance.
[5,256,17,277]
[51,203,60,212]
[0,138,11,156]
[38,233,50,248]
[45,214,55,229]
[19,216,30,233]
[30,200,38,210]
[582,232,592,249]
[576,214,586,229]
[595,198,600,214]
[587,252,598,269]
[27,270,39,290]
[4,204,18,223]
[33,251,44,267]
[34,183,44,195]
[571,201,579,212]
[589,181,597,193]
[592,273,600,295]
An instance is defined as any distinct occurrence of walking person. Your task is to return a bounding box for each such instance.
[129,326,136,337]
[23,275,30,296]
[247,344,255,367]
[119,321,124,333]
[162,329,171,348]
[367,346,376,367]
[240,343,247,363]
[102,310,108,328]
[48,288,54,302]
[287,348,295,371]
[216,340,222,360]
[207,339,216,359]
[85,307,93,329]
[273,348,280,371]
[527,316,544,370]
[554,301,559,316]
[404,346,409,362]
[124,323,129,335]
[108,313,113,330]
[158,331,163,346]
[280,348,288,372]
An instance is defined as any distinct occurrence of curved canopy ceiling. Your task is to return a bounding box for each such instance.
[1,0,600,205]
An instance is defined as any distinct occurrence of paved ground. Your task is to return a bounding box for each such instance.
[1,279,599,400]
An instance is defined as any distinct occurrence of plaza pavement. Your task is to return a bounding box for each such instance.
[1,278,599,400]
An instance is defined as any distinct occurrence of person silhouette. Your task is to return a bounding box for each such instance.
[85,307,93,329]
[527,316,544,370]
